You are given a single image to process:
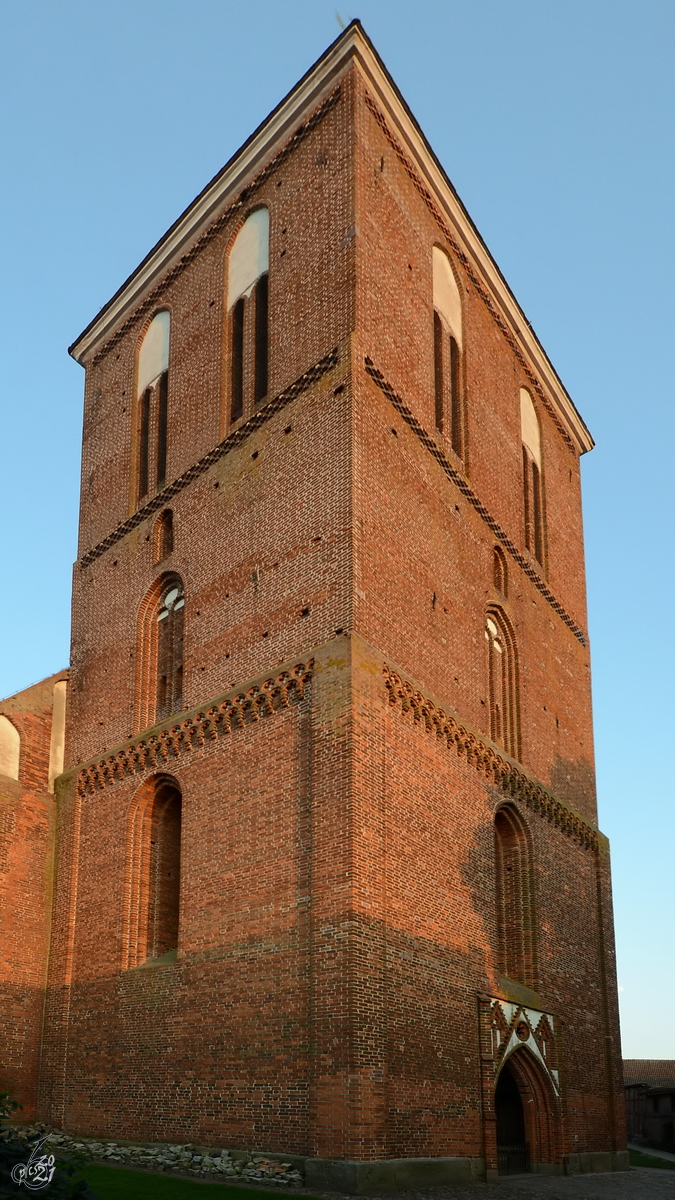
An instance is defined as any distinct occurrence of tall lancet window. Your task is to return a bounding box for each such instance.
[123,774,182,968]
[494,805,537,988]
[520,388,545,566]
[227,208,270,423]
[136,573,185,732]
[432,246,463,457]
[156,580,185,723]
[136,310,171,502]
[485,608,520,760]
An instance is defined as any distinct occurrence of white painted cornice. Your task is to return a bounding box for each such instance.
[69,21,593,453]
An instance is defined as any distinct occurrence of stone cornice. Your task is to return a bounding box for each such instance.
[365,357,586,646]
[75,661,313,797]
[79,347,339,567]
[68,22,592,457]
[384,666,599,852]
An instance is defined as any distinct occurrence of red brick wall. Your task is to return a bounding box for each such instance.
[67,77,355,771]
[0,670,67,1119]
[353,72,596,821]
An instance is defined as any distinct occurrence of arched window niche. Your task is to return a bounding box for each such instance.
[0,715,20,781]
[153,508,174,564]
[135,310,171,503]
[136,573,185,732]
[226,208,270,423]
[432,246,463,456]
[520,388,545,567]
[485,607,520,760]
[494,804,537,989]
[123,774,182,968]
[493,545,508,597]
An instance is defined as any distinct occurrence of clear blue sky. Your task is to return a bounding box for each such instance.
[1,0,673,1059]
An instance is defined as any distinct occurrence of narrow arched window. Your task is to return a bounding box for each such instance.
[493,546,508,597]
[494,805,537,988]
[124,775,182,967]
[227,209,270,423]
[432,246,463,456]
[157,580,184,722]
[520,388,545,566]
[0,715,20,780]
[136,573,185,731]
[136,311,170,502]
[485,608,520,759]
[154,509,174,563]
[147,778,182,959]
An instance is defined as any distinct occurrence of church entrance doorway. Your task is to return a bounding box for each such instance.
[495,1061,530,1175]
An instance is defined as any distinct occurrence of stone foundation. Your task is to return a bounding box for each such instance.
[304,1156,485,1193]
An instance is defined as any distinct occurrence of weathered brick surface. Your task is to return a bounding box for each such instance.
[3,40,625,1176]
[0,670,67,1119]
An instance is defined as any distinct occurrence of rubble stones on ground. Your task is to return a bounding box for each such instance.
[10,1126,304,1187]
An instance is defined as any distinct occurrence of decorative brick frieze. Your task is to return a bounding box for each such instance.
[366,356,586,645]
[384,666,598,850]
[76,661,313,797]
[364,91,577,456]
[88,86,342,369]
[79,348,339,567]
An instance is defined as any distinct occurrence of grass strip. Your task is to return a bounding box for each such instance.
[78,1162,320,1200]
[629,1149,675,1171]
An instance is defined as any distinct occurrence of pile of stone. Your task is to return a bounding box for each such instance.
[13,1127,304,1188]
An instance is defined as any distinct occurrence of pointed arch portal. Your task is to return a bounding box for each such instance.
[502,1045,559,1171]
[480,994,564,1176]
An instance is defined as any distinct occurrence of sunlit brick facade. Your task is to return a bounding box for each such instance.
[0,23,627,1188]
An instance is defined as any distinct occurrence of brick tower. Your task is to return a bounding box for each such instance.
[18,22,627,1187]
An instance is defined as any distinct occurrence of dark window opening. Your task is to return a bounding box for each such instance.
[485,610,519,759]
[434,311,444,435]
[156,371,168,489]
[231,297,245,422]
[147,781,182,958]
[495,806,536,988]
[523,449,544,566]
[254,272,269,403]
[531,460,544,563]
[449,334,461,456]
[139,388,151,500]
[156,582,184,723]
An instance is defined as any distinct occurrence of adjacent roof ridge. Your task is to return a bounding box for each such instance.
[623,1059,675,1085]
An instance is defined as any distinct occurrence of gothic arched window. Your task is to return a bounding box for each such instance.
[136,310,171,502]
[432,246,463,456]
[520,388,545,566]
[485,608,520,759]
[227,208,269,422]
[494,804,537,988]
[123,775,182,967]
[136,573,185,731]
[156,580,184,723]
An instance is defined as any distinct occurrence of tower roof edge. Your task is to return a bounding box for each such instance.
[69,19,593,453]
